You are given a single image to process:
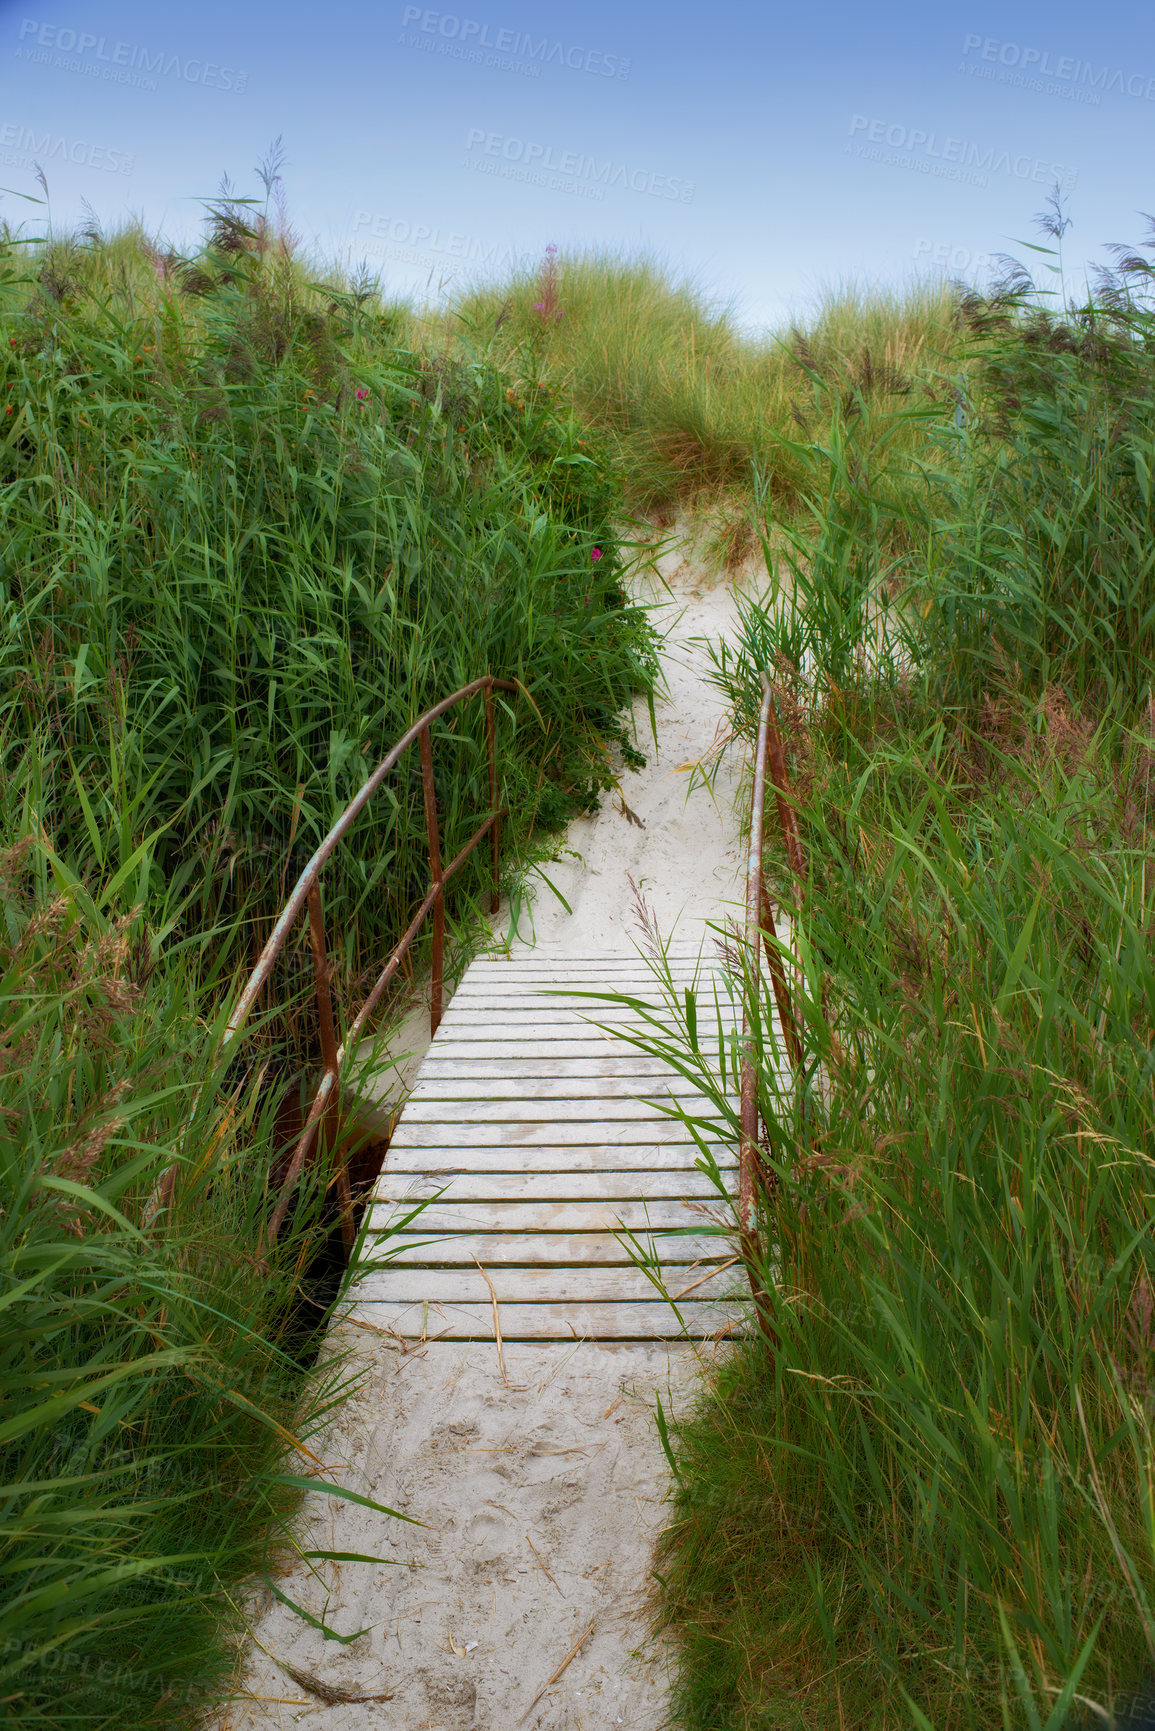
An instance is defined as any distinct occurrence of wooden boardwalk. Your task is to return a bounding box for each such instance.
[354,950,748,1340]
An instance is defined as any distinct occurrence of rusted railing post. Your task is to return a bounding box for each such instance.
[306,882,353,1254]
[419,723,445,1036]
[759,881,803,1074]
[485,684,500,915]
[764,696,806,888]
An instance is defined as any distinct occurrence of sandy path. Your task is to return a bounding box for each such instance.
[223,540,752,1730]
[502,553,745,958]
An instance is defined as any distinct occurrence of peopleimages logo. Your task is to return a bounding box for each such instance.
[961,34,1155,102]
[0,120,134,174]
[351,212,536,272]
[847,115,1077,190]
[913,239,997,277]
[15,19,248,92]
[464,129,694,202]
[400,8,630,78]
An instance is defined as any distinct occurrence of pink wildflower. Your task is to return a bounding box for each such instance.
[533,246,562,326]
[355,387,369,401]
[591,548,602,563]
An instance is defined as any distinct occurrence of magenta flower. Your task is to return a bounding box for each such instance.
[591,547,602,562]
[545,243,558,254]
[355,386,369,401]
[533,301,544,310]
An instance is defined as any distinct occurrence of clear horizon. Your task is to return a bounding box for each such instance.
[1,0,1151,333]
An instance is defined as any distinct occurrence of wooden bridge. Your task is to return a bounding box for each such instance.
[198,674,792,1343]
[354,947,747,1341]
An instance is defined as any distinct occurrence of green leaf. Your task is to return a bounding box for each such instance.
[266,1475,424,1526]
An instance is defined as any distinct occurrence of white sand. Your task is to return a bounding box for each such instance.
[221,533,758,1730]
[497,536,749,959]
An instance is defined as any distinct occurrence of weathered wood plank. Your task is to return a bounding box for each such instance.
[365,1199,728,1232]
[450,974,706,990]
[417,1056,698,1080]
[399,1095,719,1124]
[356,1263,742,1305]
[452,978,731,993]
[448,989,725,1008]
[374,1230,730,1266]
[406,1073,713,1100]
[429,1010,737,1024]
[431,1014,672,1034]
[441,992,736,1009]
[448,985,710,1000]
[382,1146,735,1174]
[390,1117,728,1147]
[464,957,712,972]
[375,1170,730,1203]
[347,1298,743,1340]
[415,1038,715,1061]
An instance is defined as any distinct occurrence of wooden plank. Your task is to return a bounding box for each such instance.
[406,1080,713,1104]
[432,1013,667,1033]
[406,1074,705,1095]
[440,995,734,1013]
[448,989,719,1008]
[383,1146,735,1173]
[356,1263,741,1305]
[348,1297,742,1340]
[440,992,736,1009]
[415,1039,711,1061]
[451,978,729,994]
[398,1096,719,1124]
[451,972,707,987]
[364,1199,728,1231]
[417,1056,697,1079]
[466,957,713,971]
[390,1118,728,1147]
[427,1010,741,1024]
[375,1170,730,1203]
[373,1230,731,1266]
[460,971,715,985]
[450,987,710,1001]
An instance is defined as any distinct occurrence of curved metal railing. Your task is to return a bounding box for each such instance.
[156,675,521,1251]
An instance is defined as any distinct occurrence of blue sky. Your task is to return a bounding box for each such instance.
[1,0,1151,329]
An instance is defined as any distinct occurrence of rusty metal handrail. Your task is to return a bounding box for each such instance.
[156,675,520,1251]
[738,672,805,1329]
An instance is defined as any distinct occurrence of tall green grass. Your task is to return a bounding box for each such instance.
[445,252,962,521]
[15,202,969,533]
[1,205,655,1040]
[615,227,1155,1727]
[0,829,408,1727]
[0,177,655,1726]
